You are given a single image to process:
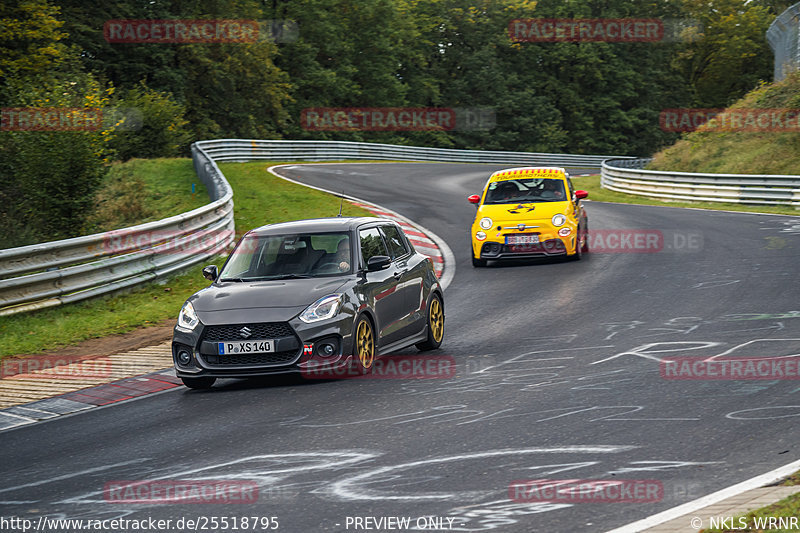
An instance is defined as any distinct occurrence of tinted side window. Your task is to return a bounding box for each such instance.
[381,225,410,259]
[359,227,389,265]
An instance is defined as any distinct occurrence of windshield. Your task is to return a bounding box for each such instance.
[483,178,567,204]
[219,232,353,281]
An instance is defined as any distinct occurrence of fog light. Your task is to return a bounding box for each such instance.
[558,227,572,237]
[177,349,192,365]
[318,343,336,357]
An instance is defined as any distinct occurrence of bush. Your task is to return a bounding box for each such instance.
[0,74,114,247]
[107,83,191,161]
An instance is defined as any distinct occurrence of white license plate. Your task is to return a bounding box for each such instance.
[506,234,539,245]
[218,340,275,355]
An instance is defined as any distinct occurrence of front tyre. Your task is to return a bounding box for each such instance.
[472,253,487,267]
[353,315,375,374]
[569,227,586,261]
[581,224,589,253]
[416,293,444,351]
[181,376,216,389]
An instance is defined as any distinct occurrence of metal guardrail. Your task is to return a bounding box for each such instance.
[195,139,625,168]
[767,1,800,81]
[0,143,234,316]
[0,138,626,316]
[602,159,800,206]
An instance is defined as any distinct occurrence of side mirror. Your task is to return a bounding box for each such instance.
[202,265,218,281]
[467,194,481,204]
[367,255,391,272]
[575,190,589,200]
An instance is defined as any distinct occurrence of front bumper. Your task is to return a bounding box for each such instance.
[472,220,579,259]
[172,312,356,378]
[478,238,570,259]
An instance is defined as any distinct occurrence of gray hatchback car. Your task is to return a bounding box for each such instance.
[172,217,444,389]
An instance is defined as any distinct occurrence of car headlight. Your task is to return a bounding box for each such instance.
[552,214,567,227]
[475,231,487,241]
[299,294,343,323]
[479,217,493,230]
[178,301,200,330]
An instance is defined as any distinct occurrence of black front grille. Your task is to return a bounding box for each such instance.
[501,239,565,254]
[202,322,295,341]
[200,350,298,366]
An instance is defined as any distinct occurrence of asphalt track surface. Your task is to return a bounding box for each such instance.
[1,162,800,533]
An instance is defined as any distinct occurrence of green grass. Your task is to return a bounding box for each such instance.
[0,256,226,356]
[0,160,371,358]
[84,158,209,233]
[649,71,800,176]
[225,161,370,236]
[573,174,800,216]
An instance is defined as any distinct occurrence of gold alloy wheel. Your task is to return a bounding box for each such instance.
[356,318,374,369]
[430,297,444,343]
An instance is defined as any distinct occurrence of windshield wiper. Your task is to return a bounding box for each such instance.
[220,277,244,282]
[257,274,314,280]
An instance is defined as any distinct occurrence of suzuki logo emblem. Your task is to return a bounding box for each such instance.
[239,327,252,338]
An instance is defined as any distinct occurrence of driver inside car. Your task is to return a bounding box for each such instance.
[492,181,520,202]
[334,238,350,272]
[539,179,565,199]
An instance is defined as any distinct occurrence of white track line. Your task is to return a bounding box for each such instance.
[266,163,456,291]
[605,458,800,532]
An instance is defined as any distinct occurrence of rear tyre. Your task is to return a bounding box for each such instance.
[181,376,216,389]
[416,293,444,351]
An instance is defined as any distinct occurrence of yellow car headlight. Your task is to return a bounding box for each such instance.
[552,214,567,227]
[479,217,493,230]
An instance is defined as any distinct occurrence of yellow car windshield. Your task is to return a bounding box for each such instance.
[484,178,566,204]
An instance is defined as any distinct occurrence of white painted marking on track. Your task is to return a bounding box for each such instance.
[604,457,800,533]
[329,446,637,502]
[474,345,613,374]
[0,459,150,495]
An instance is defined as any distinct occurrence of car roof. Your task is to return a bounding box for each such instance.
[489,167,568,182]
[247,216,395,236]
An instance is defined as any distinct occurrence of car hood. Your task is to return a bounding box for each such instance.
[476,201,572,225]
[189,277,351,324]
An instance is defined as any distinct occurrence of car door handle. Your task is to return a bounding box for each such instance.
[393,270,405,280]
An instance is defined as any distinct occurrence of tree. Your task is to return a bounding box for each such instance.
[675,0,775,107]
[0,0,67,84]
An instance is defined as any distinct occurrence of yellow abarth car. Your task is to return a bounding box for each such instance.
[467,167,589,267]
